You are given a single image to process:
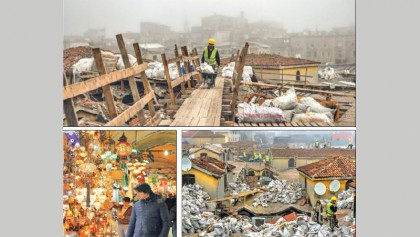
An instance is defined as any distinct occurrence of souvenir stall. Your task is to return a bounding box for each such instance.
[63,130,176,237]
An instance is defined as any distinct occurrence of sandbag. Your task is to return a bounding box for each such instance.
[237,103,284,123]
[282,110,295,123]
[272,87,298,110]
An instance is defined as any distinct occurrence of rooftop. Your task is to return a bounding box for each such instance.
[183,131,225,139]
[191,156,236,176]
[297,156,356,179]
[221,53,321,67]
[270,148,355,158]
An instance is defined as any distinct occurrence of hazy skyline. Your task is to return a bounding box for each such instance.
[64,0,355,38]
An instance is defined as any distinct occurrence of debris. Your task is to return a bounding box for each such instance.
[237,103,285,123]
[252,180,303,208]
[272,87,298,110]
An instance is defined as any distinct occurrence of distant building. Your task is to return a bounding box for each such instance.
[297,156,356,206]
[289,28,355,64]
[182,131,226,146]
[139,43,165,61]
[182,156,236,199]
[330,132,355,148]
[189,144,233,162]
[224,53,321,84]
[63,35,90,49]
[269,148,356,171]
[83,28,106,42]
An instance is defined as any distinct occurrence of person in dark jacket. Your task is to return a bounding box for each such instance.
[126,183,170,237]
[115,197,133,237]
[168,198,176,237]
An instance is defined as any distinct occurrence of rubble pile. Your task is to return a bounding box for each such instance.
[253,180,303,208]
[196,214,355,237]
[63,46,94,73]
[221,62,254,82]
[228,182,251,195]
[337,190,354,209]
[182,184,213,234]
[318,66,339,80]
[237,87,336,124]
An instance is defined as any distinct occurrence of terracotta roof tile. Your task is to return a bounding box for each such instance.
[182,131,225,138]
[271,148,355,158]
[297,156,356,179]
[191,156,236,176]
[221,53,321,67]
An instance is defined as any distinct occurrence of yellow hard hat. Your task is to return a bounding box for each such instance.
[331,196,337,201]
[208,38,216,45]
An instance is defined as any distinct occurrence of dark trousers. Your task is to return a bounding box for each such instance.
[328,215,337,229]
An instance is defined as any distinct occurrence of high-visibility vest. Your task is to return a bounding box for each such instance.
[204,47,218,66]
[326,202,335,216]
[265,155,269,162]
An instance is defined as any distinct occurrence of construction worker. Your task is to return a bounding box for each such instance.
[201,38,220,71]
[265,154,270,165]
[326,196,338,229]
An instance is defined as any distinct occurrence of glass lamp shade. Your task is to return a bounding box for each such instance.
[79,162,97,174]
[76,195,85,204]
[90,194,97,203]
[98,195,107,203]
[81,201,87,210]
[63,204,70,211]
[93,202,102,210]
[88,212,95,220]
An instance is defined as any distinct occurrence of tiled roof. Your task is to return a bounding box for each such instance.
[191,156,236,176]
[203,144,225,154]
[297,156,356,179]
[270,148,355,158]
[182,131,225,138]
[221,53,321,67]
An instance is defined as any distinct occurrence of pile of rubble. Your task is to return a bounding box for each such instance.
[253,180,303,208]
[337,190,354,209]
[228,182,251,195]
[237,87,336,124]
[197,214,355,237]
[182,184,213,234]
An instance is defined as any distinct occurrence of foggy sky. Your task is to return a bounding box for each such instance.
[64,0,355,37]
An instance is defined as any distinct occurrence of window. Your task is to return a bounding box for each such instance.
[182,174,195,185]
[296,70,301,81]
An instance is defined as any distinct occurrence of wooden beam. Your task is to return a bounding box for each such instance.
[63,62,148,100]
[133,43,158,116]
[63,73,79,126]
[174,44,186,94]
[105,91,154,126]
[181,46,192,89]
[116,34,147,125]
[240,81,355,97]
[161,53,176,106]
[170,76,185,88]
[231,43,249,121]
[92,48,118,119]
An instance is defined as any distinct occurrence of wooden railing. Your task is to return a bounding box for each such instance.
[63,34,159,127]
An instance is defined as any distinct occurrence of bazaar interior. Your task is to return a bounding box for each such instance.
[62,130,176,237]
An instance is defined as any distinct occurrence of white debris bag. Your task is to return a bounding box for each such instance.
[116,54,138,70]
[272,87,298,110]
[72,58,94,82]
[291,112,332,124]
[299,97,334,114]
[237,103,285,123]
[200,62,215,73]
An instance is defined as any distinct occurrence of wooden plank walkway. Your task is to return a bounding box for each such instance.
[170,77,224,126]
